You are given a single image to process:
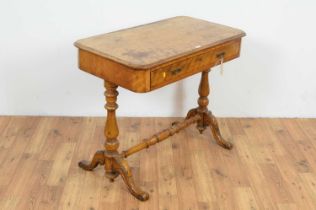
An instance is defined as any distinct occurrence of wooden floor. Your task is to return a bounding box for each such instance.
[0,117,316,210]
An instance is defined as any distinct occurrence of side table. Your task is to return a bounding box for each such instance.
[74,16,245,201]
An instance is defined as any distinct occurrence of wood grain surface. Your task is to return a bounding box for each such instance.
[75,16,245,69]
[1,116,316,209]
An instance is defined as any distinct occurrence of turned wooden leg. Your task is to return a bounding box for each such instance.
[78,81,149,201]
[192,70,233,149]
[196,70,210,134]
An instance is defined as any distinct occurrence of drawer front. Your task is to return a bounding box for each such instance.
[150,39,241,89]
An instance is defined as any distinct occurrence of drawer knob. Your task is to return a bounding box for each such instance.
[170,67,182,75]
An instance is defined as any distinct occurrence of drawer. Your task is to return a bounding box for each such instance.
[150,39,241,89]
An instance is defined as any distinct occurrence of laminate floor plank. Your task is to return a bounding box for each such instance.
[0,116,315,210]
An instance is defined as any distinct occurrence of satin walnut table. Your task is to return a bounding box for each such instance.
[74,16,245,201]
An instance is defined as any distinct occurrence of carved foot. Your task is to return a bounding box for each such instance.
[206,112,233,150]
[112,156,149,201]
[79,150,149,201]
[78,150,105,171]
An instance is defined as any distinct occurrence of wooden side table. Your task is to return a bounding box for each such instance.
[74,16,245,201]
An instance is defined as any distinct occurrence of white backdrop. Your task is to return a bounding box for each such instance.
[1,0,316,117]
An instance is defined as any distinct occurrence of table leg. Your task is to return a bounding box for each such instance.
[79,81,149,201]
[78,70,231,201]
[186,70,233,149]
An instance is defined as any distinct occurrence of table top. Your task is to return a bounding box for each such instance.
[74,16,245,69]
